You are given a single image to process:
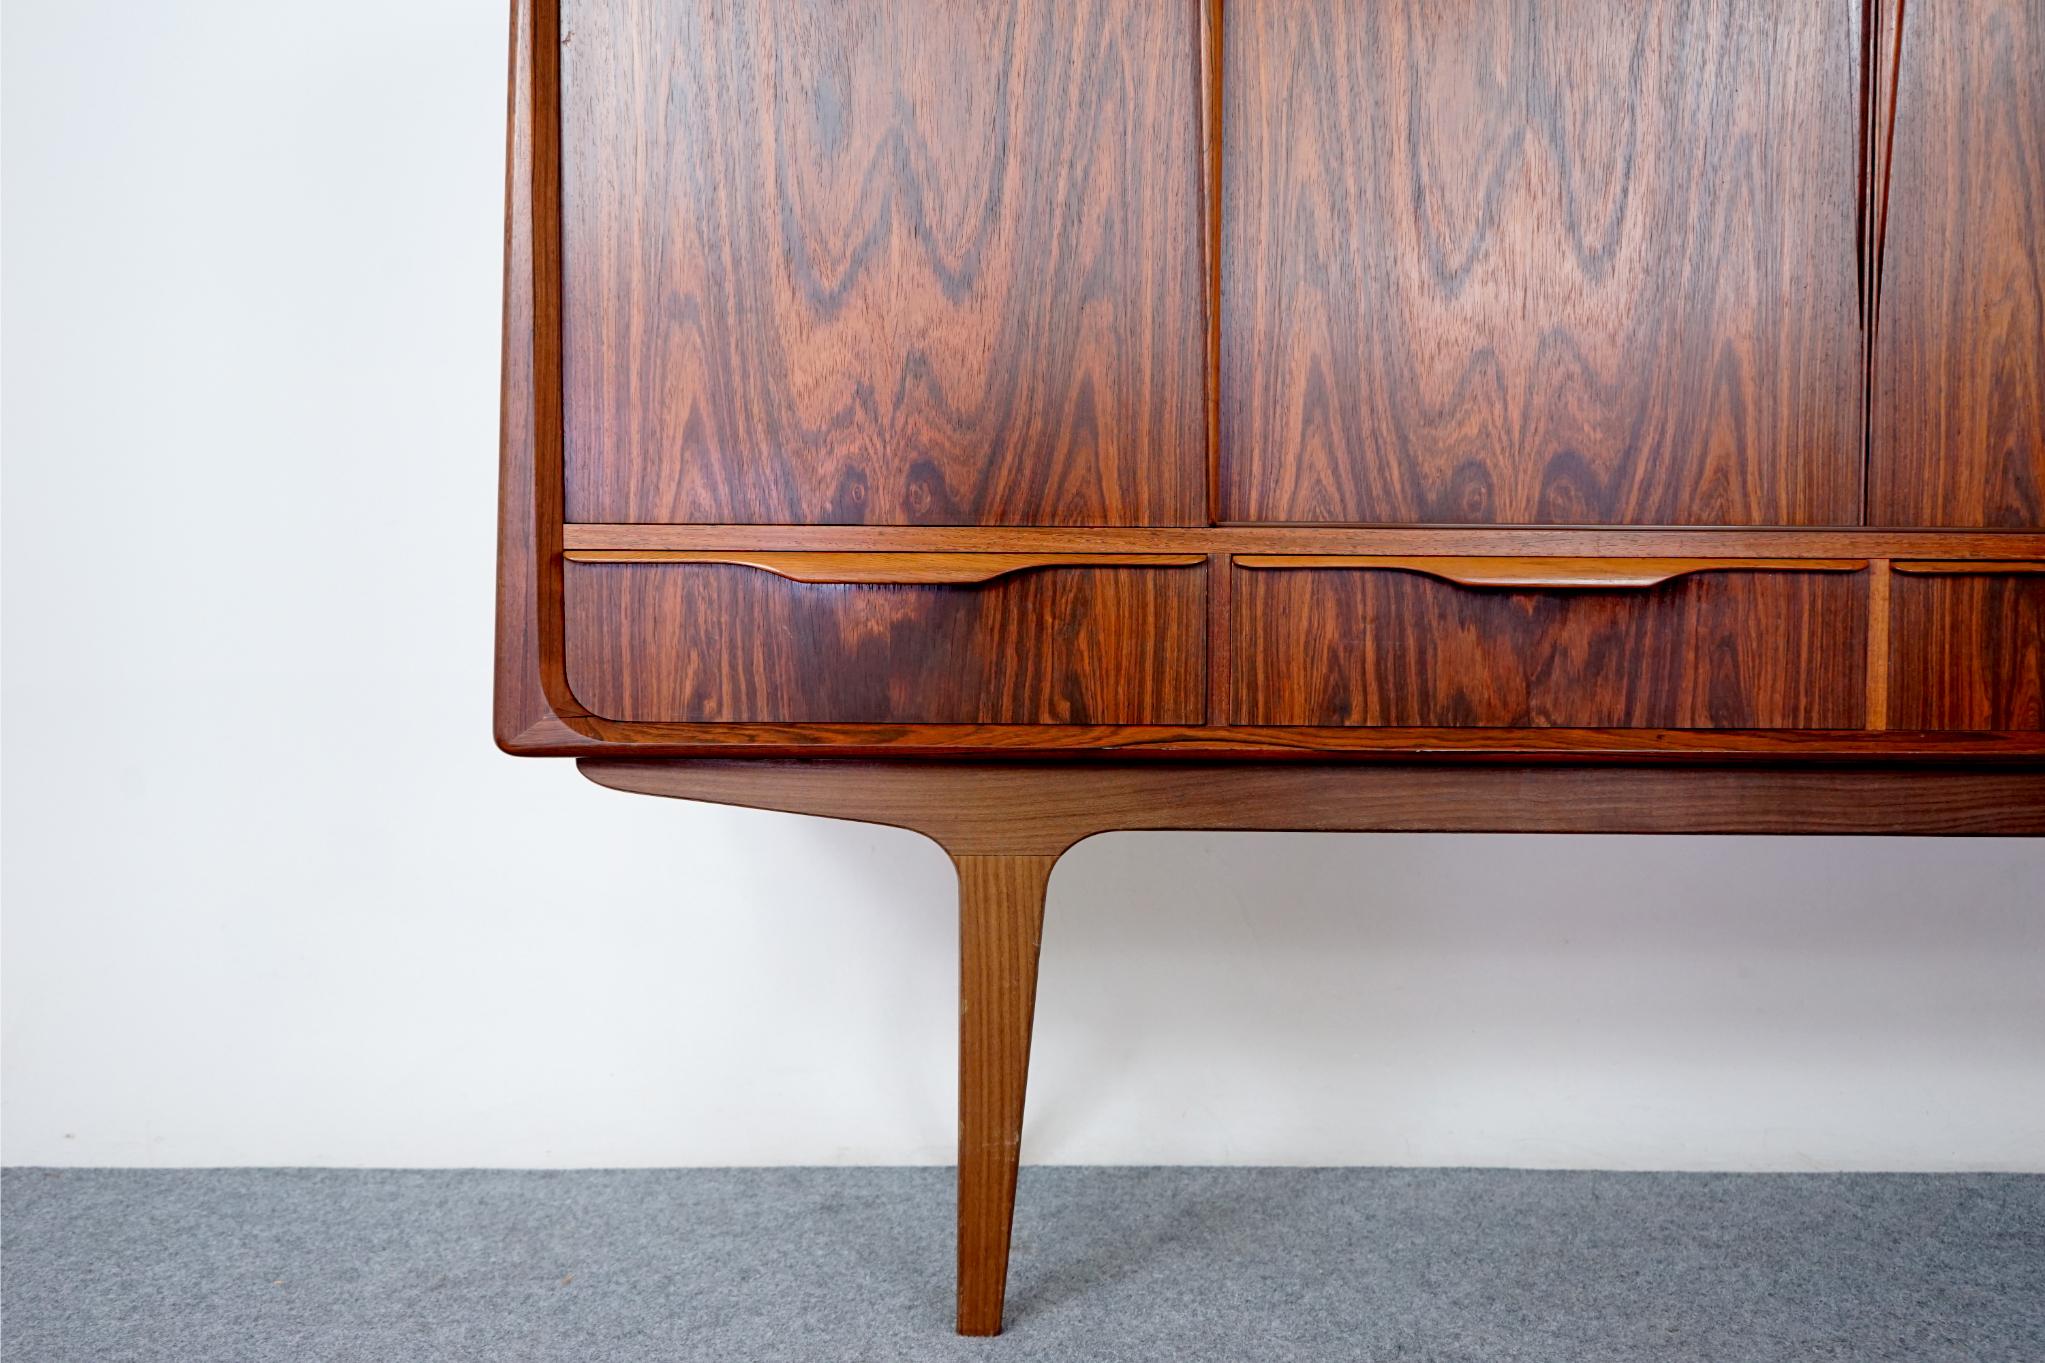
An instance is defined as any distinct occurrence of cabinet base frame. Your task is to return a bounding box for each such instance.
[578,758,2045,1336]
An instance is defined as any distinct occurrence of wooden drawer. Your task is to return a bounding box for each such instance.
[1231,558,1868,728]
[1888,563,2045,730]
[563,554,1205,725]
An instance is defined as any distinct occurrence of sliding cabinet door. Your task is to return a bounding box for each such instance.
[1870,0,2045,528]
[1222,0,1864,525]
[560,0,1208,526]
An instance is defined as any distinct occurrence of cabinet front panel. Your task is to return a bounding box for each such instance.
[559,0,1207,527]
[1221,0,1863,526]
[1233,564,1867,727]
[1870,0,2045,528]
[1889,569,2045,729]
[564,562,1205,725]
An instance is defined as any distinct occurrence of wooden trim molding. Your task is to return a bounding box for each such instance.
[561,551,1205,585]
[1232,555,1867,589]
[1199,0,1225,525]
[509,722,2045,760]
[580,758,2045,853]
[1866,559,1893,729]
[561,524,2045,559]
[495,0,590,753]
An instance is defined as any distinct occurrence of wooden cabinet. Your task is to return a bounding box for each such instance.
[1220,0,1864,526]
[503,0,2045,759]
[1871,0,2045,528]
[499,0,2045,1338]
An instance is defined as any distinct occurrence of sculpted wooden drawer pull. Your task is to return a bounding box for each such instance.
[562,551,1206,586]
[1891,560,2045,576]
[1232,556,1869,590]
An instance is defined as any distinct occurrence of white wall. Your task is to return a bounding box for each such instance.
[5,0,2042,1172]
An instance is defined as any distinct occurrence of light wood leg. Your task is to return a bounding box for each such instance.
[954,853,1056,1337]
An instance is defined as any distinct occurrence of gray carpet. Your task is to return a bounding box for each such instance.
[3,1168,2040,1362]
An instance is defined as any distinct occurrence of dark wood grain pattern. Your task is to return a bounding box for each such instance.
[559,0,1206,526]
[1233,565,1867,727]
[1870,0,2045,527]
[1221,0,1863,525]
[954,854,1054,1337]
[500,0,2045,761]
[1890,568,2045,729]
[564,561,1205,724]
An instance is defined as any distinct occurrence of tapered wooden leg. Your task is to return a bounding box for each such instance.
[954,853,1056,1337]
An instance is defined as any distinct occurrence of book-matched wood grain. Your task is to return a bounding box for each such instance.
[1220,0,1864,526]
[1233,564,1868,728]
[1871,0,2045,527]
[501,0,2045,761]
[559,0,1206,527]
[563,561,1205,725]
[1889,565,2045,729]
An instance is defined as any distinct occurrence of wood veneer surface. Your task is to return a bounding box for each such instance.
[563,561,1206,725]
[1221,0,1863,525]
[1890,570,2045,729]
[1233,566,1868,728]
[1871,0,2045,527]
[559,0,1206,527]
[498,0,2045,762]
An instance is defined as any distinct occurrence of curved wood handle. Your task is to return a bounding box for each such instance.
[1232,555,1868,589]
[562,551,1206,585]
[1891,560,2045,576]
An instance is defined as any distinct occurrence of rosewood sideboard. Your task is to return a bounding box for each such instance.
[497,0,2045,1334]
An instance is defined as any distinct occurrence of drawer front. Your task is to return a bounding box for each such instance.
[1232,559,1867,728]
[1889,564,2045,730]
[564,557,1204,725]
